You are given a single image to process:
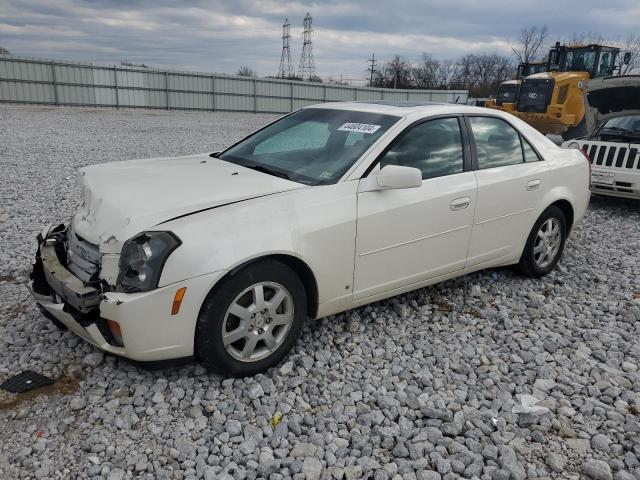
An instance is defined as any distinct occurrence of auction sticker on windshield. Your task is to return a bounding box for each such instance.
[338,123,381,134]
[591,170,615,185]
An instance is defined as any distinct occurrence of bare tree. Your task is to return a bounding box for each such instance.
[566,31,606,47]
[619,34,640,74]
[386,55,411,89]
[454,54,475,89]
[371,55,412,89]
[435,60,460,88]
[0,46,10,55]
[411,53,440,88]
[451,53,515,96]
[236,66,257,77]
[512,25,548,63]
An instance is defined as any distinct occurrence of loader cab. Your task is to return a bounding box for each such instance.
[516,62,547,79]
[547,42,620,78]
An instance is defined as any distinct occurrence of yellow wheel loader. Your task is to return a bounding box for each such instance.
[485,62,547,114]
[515,43,625,140]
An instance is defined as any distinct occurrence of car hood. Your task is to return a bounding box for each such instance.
[72,153,303,250]
[584,76,640,138]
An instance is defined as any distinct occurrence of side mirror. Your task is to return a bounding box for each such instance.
[624,52,631,65]
[360,165,422,192]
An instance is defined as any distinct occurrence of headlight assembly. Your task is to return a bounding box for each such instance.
[117,231,181,293]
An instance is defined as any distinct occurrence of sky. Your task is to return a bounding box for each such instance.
[1,0,639,83]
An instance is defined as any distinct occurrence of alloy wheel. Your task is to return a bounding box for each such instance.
[533,217,562,269]
[221,282,294,362]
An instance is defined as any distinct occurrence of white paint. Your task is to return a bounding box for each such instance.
[34,101,590,362]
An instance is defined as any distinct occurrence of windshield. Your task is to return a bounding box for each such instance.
[599,115,640,133]
[219,108,399,185]
[566,49,596,73]
[595,50,617,77]
[529,63,547,75]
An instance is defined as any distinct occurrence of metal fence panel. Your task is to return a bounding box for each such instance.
[95,85,116,105]
[325,86,354,102]
[293,84,324,101]
[383,91,408,101]
[58,84,96,105]
[357,89,384,101]
[93,68,115,87]
[255,80,289,98]
[0,55,468,113]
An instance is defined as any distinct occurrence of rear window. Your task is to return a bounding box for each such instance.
[496,84,519,106]
[518,79,555,113]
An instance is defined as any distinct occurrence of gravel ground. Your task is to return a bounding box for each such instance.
[1,105,640,480]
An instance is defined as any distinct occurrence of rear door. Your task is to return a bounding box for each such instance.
[353,116,477,300]
[465,115,550,267]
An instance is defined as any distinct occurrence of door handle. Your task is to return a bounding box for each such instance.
[450,197,470,211]
[526,179,541,191]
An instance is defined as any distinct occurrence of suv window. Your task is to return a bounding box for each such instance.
[379,118,464,180]
[469,117,524,169]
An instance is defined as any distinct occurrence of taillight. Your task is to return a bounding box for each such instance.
[580,148,591,185]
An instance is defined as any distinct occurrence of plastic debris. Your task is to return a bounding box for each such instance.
[1,370,53,393]
[512,394,550,415]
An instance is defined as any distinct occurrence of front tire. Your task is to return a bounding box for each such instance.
[518,206,567,277]
[196,259,306,377]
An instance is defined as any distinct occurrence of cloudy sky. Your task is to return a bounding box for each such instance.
[1,0,639,82]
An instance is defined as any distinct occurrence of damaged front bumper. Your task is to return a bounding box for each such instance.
[30,225,225,363]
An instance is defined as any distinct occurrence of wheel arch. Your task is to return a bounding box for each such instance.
[548,198,574,232]
[224,253,319,318]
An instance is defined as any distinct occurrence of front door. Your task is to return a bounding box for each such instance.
[354,117,477,300]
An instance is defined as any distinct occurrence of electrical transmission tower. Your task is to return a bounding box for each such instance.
[277,18,292,78]
[298,13,316,80]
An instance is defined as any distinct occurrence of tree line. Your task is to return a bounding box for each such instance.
[370,53,514,97]
[369,27,640,97]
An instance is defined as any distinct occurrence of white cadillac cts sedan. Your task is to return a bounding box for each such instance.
[31,102,590,376]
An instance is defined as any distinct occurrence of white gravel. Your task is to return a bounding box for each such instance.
[1,105,640,480]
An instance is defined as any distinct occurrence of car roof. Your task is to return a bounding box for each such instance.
[304,100,498,119]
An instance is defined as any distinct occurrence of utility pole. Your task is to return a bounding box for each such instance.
[367,53,377,87]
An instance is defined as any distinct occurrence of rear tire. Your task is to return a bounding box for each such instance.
[195,259,306,377]
[518,206,567,278]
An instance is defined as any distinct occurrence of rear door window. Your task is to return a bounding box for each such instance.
[469,117,524,169]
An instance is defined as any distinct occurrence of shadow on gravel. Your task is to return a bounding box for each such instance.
[590,194,640,211]
[0,373,81,412]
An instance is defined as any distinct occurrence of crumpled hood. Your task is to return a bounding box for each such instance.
[72,153,303,250]
[585,76,640,138]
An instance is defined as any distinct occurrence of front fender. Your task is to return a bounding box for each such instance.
[156,182,359,306]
